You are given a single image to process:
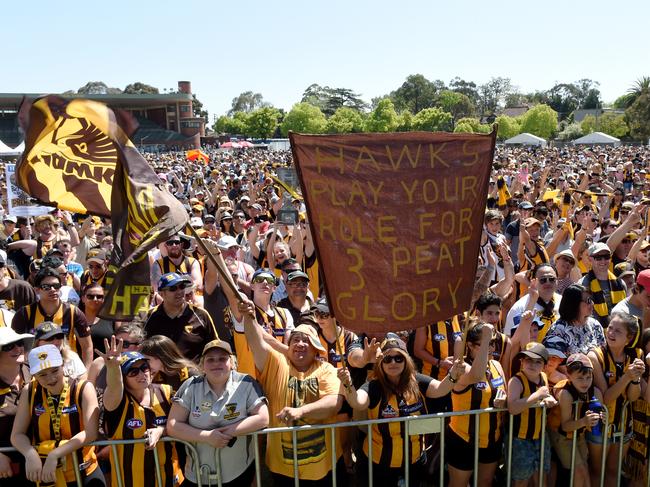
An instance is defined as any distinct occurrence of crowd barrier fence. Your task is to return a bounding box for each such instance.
[0,401,645,487]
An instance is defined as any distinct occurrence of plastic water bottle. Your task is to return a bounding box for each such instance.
[588,396,604,436]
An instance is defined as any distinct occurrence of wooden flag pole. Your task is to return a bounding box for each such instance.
[187,226,243,303]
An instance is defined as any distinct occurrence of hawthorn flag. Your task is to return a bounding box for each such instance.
[17,96,188,320]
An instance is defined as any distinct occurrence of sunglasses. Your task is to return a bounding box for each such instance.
[85,294,104,301]
[126,363,150,378]
[1,340,24,352]
[122,340,141,349]
[43,334,65,342]
[382,354,405,364]
[166,240,182,246]
[163,283,188,292]
[39,283,62,291]
[593,254,611,262]
[538,277,556,284]
[252,276,275,285]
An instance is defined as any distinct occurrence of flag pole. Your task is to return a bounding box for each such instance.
[187,225,243,303]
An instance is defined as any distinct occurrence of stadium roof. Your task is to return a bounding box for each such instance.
[0,92,192,109]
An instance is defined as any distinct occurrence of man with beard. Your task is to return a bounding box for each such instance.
[505,263,561,343]
[152,233,203,299]
[239,297,344,487]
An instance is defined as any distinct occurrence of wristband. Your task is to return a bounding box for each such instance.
[448,374,458,384]
[631,379,641,385]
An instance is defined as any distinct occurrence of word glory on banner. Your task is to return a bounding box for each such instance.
[290,130,496,334]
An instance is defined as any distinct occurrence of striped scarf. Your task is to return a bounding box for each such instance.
[587,270,626,318]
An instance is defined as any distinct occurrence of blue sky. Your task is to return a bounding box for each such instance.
[4,0,649,120]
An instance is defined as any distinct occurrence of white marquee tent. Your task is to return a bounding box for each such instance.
[572,132,621,146]
[504,132,547,147]
[0,140,23,156]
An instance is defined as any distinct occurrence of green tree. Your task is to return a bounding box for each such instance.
[280,103,327,136]
[519,104,558,139]
[495,115,520,140]
[302,84,367,116]
[228,91,267,116]
[598,113,629,138]
[192,94,208,121]
[625,92,650,141]
[124,82,159,94]
[245,107,281,138]
[453,121,476,133]
[365,98,399,132]
[449,77,479,106]
[214,112,249,134]
[326,107,365,134]
[396,111,414,132]
[436,90,475,121]
[390,74,441,113]
[77,81,122,94]
[454,117,482,132]
[557,122,583,141]
[477,77,512,115]
[412,107,453,132]
[581,115,598,134]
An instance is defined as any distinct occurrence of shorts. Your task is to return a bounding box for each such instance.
[445,427,502,471]
[509,436,551,481]
[548,430,588,469]
[585,427,633,445]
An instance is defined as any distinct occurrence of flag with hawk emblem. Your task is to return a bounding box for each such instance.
[17,96,188,319]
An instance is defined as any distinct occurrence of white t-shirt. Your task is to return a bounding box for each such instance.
[504,292,562,337]
[63,351,87,379]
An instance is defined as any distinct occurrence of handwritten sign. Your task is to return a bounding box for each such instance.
[290,131,495,333]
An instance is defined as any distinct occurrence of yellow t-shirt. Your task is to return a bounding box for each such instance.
[259,349,342,480]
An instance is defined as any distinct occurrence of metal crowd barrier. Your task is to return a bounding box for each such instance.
[0,401,644,487]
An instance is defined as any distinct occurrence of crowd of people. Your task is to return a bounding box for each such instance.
[0,143,649,486]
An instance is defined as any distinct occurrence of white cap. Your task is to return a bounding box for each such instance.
[217,235,239,249]
[28,345,63,375]
[190,217,203,228]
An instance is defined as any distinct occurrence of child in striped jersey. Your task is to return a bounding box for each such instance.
[507,342,557,486]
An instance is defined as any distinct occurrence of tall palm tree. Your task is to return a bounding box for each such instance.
[623,77,650,107]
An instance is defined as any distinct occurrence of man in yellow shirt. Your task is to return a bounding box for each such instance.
[239,298,345,486]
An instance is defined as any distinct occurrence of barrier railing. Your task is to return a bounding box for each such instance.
[0,400,643,487]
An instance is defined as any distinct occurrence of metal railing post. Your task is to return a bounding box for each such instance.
[330,428,337,487]
[367,423,373,487]
[600,404,610,487]
[569,403,579,487]
[539,406,547,487]
[292,429,299,487]
[111,443,124,487]
[254,432,262,487]
[153,444,163,487]
[404,419,410,487]
[473,412,480,487]
[439,417,445,487]
[214,447,223,487]
[506,413,514,487]
[615,404,626,487]
[71,450,83,487]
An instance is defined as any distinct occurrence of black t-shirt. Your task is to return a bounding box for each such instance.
[143,304,217,362]
[90,318,115,358]
[0,278,37,311]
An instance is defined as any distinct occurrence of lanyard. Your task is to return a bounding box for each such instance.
[45,378,69,442]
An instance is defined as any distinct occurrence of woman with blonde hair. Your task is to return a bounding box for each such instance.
[140,335,200,392]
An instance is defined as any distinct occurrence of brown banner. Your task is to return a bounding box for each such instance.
[290,131,496,334]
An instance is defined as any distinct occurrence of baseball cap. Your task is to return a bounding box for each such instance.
[637,269,650,289]
[518,201,534,210]
[588,242,611,257]
[252,268,276,281]
[614,262,635,280]
[204,214,216,223]
[190,217,204,228]
[202,339,233,356]
[0,327,34,351]
[289,324,326,353]
[216,235,239,249]
[220,211,233,221]
[380,334,408,353]
[87,249,107,264]
[517,342,549,363]
[119,351,149,375]
[34,321,64,341]
[158,272,191,290]
[554,249,576,264]
[524,217,542,228]
[566,353,592,370]
[313,297,330,314]
[545,344,567,360]
[2,215,17,224]
[287,271,309,282]
[240,195,250,202]
[28,345,63,375]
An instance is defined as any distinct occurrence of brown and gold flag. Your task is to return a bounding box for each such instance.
[290,131,496,334]
[17,96,188,320]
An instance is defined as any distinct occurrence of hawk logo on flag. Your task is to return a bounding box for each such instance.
[17,95,189,320]
[17,97,117,216]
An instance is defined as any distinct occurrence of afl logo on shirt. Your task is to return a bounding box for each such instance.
[475,382,488,390]
[34,405,46,416]
[381,405,399,418]
[126,419,143,429]
[433,334,446,342]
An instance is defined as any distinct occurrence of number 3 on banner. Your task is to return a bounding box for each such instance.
[346,248,365,291]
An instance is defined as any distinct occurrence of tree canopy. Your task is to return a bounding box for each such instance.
[280,103,327,136]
